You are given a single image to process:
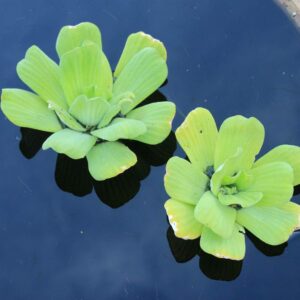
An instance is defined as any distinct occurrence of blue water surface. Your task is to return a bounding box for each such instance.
[0,0,300,299]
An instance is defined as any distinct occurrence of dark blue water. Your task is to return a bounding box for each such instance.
[0,0,300,299]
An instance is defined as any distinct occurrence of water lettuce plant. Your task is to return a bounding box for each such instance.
[164,107,300,260]
[1,22,175,180]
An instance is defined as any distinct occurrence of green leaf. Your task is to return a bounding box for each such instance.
[176,108,218,172]
[112,47,167,114]
[237,205,298,245]
[210,147,244,195]
[194,191,236,239]
[214,115,265,170]
[254,145,300,186]
[1,88,61,133]
[114,32,167,77]
[48,101,85,132]
[91,118,147,141]
[95,97,136,129]
[164,156,209,205]
[69,95,110,127]
[86,141,137,180]
[97,104,121,128]
[109,92,135,116]
[165,199,203,239]
[59,44,106,105]
[42,129,97,159]
[279,202,300,230]
[235,171,254,190]
[97,51,113,99]
[218,191,263,208]
[16,46,67,109]
[56,22,102,58]
[126,101,176,144]
[200,224,245,260]
[245,162,293,206]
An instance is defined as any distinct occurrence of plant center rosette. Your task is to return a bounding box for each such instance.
[1,22,175,180]
[164,107,300,260]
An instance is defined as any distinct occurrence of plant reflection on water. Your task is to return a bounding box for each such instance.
[166,224,292,281]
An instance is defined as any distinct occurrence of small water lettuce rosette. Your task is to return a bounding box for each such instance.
[1,22,175,180]
[164,107,300,260]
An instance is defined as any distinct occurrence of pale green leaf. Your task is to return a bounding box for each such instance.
[17,46,67,109]
[91,118,147,141]
[210,147,243,195]
[165,199,203,240]
[69,95,110,127]
[126,101,176,144]
[59,44,104,105]
[86,141,137,180]
[1,88,61,133]
[48,101,85,132]
[194,191,236,239]
[279,202,300,230]
[164,156,209,205]
[97,51,113,99]
[56,22,102,58]
[112,47,167,114]
[200,224,245,260]
[176,107,218,172]
[97,104,121,128]
[114,31,167,77]
[110,92,135,116]
[95,96,136,129]
[42,129,97,159]
[214,115,265,170]
[237,205,298,245]
[245,162,293,206]
[218,191,263,208]
[235,171,254,190]
[254,145,300,186]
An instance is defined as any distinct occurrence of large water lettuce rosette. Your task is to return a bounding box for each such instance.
[164,107,300,260]
[1,22,175,180]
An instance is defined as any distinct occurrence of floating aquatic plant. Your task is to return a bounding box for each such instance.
[1,22,175,180]
[164,107,300,260]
